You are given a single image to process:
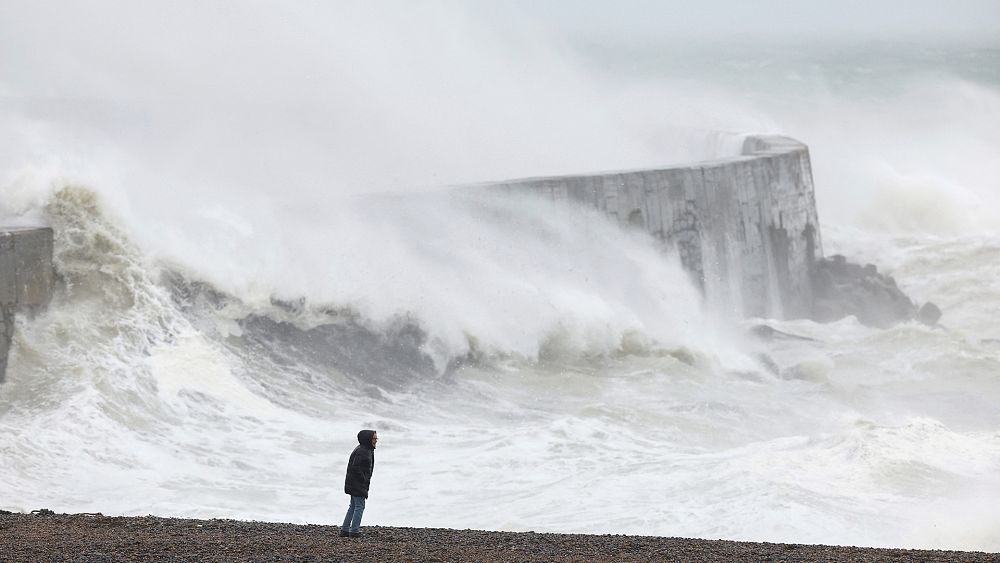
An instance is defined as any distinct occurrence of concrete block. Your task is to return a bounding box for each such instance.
[0,227,55,383]
[13,228,54,309]
[0,233,15,305]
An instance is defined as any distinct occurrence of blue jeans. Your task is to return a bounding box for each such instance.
[341,495,366,533]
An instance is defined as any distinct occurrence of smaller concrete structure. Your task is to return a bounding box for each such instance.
[0,227,54,382]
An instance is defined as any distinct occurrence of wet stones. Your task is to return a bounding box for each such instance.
[918,302,943,326]
[811,255,940,328]
[0,512,994,562]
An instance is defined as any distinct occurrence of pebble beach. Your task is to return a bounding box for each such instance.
[1,512,996,562]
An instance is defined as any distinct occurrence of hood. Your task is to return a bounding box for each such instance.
[357,429,376,449]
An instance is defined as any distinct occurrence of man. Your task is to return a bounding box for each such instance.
[340,429,377,538]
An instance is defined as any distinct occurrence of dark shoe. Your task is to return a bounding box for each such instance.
[338,530,350,538]
[349,531,363,538]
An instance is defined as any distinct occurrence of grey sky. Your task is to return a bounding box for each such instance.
[510,0,1000,43]
[1,0,997,211]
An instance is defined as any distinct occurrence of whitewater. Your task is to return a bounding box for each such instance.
[1,2,999,552]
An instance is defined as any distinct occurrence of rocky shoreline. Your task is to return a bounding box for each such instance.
[0,512,995,562]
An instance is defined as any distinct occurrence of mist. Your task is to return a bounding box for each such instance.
[4,1,998,229]
[0,2,682,207]
[2,1,743,361]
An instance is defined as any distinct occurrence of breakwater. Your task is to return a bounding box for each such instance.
[0,135,823,380]
[0,228,54,382]
[487,135,823,319]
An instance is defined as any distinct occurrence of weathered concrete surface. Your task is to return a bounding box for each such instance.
[0,227,54,382]
[488,135,823,319]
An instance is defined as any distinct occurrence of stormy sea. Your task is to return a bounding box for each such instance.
[1,2,998,552]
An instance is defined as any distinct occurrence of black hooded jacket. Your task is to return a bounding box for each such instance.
[344,429,376,498]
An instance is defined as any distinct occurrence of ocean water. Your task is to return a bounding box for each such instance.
[2,4,999,552]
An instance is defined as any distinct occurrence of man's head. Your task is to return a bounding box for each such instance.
[357,429,378,449]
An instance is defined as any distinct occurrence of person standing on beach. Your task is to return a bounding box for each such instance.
[340,429,377,538]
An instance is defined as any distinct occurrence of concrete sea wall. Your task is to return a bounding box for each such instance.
[488,135,823,320]
[0,228,54,382]
[0,136,822,379]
